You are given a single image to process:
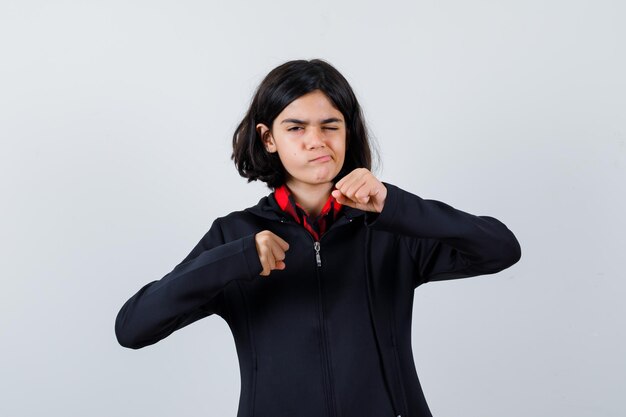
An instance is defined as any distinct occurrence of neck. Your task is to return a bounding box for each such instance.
[284,180,334,218]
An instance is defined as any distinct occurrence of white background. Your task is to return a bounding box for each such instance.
[1,1,624,416]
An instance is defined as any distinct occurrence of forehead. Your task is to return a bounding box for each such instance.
[279,90,343,119]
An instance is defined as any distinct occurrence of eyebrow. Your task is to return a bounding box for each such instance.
[280,118,344,125]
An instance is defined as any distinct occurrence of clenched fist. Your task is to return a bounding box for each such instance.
[255,230,290,277]
[331,168,387,213]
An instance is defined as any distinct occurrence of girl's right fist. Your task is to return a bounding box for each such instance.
[254,230,290,277]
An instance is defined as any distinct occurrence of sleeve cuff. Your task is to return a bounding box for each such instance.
[241,233,262,278]
[364,182,400,230]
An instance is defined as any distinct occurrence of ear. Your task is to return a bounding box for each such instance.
[256,123,276,153]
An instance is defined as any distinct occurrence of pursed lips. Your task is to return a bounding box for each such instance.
[310,155,332,162]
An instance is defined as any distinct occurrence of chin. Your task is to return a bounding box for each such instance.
[313,172,339,183]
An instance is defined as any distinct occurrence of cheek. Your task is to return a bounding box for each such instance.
[337,139,347,157]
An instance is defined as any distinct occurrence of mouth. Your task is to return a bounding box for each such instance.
[310,155,332,163]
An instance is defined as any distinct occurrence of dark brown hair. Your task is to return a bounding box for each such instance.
[231,59,377,189]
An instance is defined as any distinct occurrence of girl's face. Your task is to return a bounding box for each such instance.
[257,90,346,190]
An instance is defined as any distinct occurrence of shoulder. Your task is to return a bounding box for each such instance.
[208,197,277,240]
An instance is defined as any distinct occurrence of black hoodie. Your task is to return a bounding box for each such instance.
[115,182,521,417]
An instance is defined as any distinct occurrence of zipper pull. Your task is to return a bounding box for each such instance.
[314,241,321,267]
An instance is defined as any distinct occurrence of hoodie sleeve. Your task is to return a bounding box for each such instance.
[364,182,521,287]
[115,218,263,349]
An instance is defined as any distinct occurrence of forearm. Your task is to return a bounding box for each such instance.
[115,233,261,349]
[365,182,521,282]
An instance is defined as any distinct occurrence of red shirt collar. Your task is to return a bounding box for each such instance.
[273,184,343,240]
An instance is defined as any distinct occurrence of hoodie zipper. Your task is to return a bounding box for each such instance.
[278,215,402,417]
[307,227,405,417]
[314,239,337,417]
[279,216,349,417]
[314,241,322,267]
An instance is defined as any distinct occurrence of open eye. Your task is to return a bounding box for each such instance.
[287,126,303,132]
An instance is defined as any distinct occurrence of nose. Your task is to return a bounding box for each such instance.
[306,127,325,149]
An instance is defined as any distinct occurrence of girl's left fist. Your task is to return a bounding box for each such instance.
[331,168,387,213]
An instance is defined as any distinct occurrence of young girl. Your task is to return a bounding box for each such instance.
[115,59,521,417]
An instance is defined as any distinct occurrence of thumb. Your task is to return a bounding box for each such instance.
[332,190,357,208]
